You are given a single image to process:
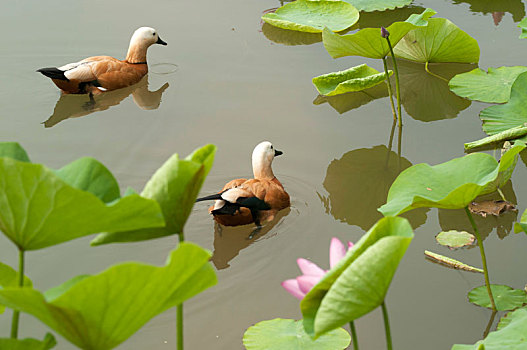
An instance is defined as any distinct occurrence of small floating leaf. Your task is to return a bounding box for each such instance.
[449,66,527,103]
[243,319,351,350]
[424,250,483,273]
[481,72,527,135]
[436,231,475,248]
[313,64,392,96]
[394,18,480,63]
[262,0,359,33]
[469,200,517,218]
[469,285,527,311]
[344,0,412,12]
[0,333,56,350]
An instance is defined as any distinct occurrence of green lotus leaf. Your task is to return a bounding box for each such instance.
[393,18,480,63]
[514,209,527,234]
[313,64,392,96]
[0,142,30,162]
[424,250,483,273]
[378,141,526,216]
[480,72,527,135]
[449,66,527,103]
[469,285,527,311]
[344,0,412,12]
[322,8,436,59]
[452,307,527,349]
[313,83,388,114]
[519,17,527,38]
[243,319,351,350]
[0,242,217,350]
[261,0,359,33]
[436,230,475,248]
[0,333,56,350]
[301,216,413,337]
[0,261,32,314]
[0,157,164,251]
[261,23,321,46]
[91,144,216,245]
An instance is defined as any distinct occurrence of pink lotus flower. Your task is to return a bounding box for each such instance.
[282,237,354,300]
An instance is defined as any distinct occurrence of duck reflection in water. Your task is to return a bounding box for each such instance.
[211,208,290,269]
[42,75,169,127]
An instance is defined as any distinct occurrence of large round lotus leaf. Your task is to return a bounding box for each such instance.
[313,64,392,96]
[243,319,351,350]
[344,0,412,12]
[469,285,527,311]
[449,66,527,103]
[261,0,359,33]
[480,71,527,135]
[436,230,475,248]
[394,18,480,63]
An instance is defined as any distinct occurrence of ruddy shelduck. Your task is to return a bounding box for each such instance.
[197,141,290,228]
[37,27,167,95]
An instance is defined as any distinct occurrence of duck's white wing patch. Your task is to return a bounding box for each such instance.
[213,200,226,210]
[221,188,250,203]
[61,61,97,81]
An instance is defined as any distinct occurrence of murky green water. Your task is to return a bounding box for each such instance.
[1,0,527,349]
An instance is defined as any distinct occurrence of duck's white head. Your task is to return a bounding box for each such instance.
[126,27,167,63]
[252,141,283,180]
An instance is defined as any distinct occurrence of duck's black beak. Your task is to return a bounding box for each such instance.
[156,37,167,46]
[274,149,283,157]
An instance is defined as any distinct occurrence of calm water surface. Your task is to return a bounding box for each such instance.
[1,0,527,349]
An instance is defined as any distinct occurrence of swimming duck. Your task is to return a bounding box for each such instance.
[37,27,167,95]
[196,141,290,228]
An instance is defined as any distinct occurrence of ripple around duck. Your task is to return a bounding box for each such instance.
[149,62,179,75]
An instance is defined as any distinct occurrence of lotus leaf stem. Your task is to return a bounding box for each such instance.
[349,321,359,350]
[497,188,507,202]
[424,62,449,83]
[464,207,497,311]
[382,57,397,122]
[10,249,25,339]
[385,38,402,127]
[483,310,497,338]
[381,301,393,350]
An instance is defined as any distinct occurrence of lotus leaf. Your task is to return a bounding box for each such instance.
[0,334,56,350]
[424,251,483,273]
[313,83,388,114]
[91,144,216,245]
[261,23,321,46]
[449,66,527,103]
[322,8,436,59]
[0,142,30,162]
[0,261,32,314]
[261,0,359,33]
[345,0,412,12]
[301,216,413,337]
[378,142,526,216]
[243,319,351,350]
[0,242,217,350]
[519,17,527,38]
[436,230,475,248]
[452,307,527,349]
[480,72,527,135]
[313,64,392,96]
[514,209,527,234]
[469,285,527,311]
[393,18,480,63]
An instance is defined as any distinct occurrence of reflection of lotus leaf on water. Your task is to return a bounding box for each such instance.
[42,75,169,127]
[451,0,525,23]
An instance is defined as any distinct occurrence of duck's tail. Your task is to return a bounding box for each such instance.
[196,193,223,202]
[37,67,69,81]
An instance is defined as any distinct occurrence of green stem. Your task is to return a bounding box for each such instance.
[381,301,393,350]
[382,57,398,122]
[349,321,359,350]
[425,62,449,82]
[464,207,497,311]
[10,249,25,339]
[386,38,402,127]
[483,310,497,338]
[177,231,185,350]
[497,188,507,202]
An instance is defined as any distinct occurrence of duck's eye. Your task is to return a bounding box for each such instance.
[152,32,156,36]
[270,145,273,150]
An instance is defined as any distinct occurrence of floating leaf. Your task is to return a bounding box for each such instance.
[301,216,413,337]
[261,23,321,46]
[322,8,436,59]
[313,83,388,114]
[436,230,475,248]
[449,66,527,103]
[514,209,527,234]
[378,141,526,216]
[469,200,517,217]
[393,18,480,63]
[519,17,527,38]
[469,285,527,311]
[480,72,527,135]
[344,0,412,12]
[0,243,217,350]
[424,250,483,273]
[261,0,359,33]
[452,307,527,349]
[313,64,392,96]
[91,144,216,245]
[0,333,56,350]
[243,319,350,350]
[0,142,30,162]
[0,261,32,314]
